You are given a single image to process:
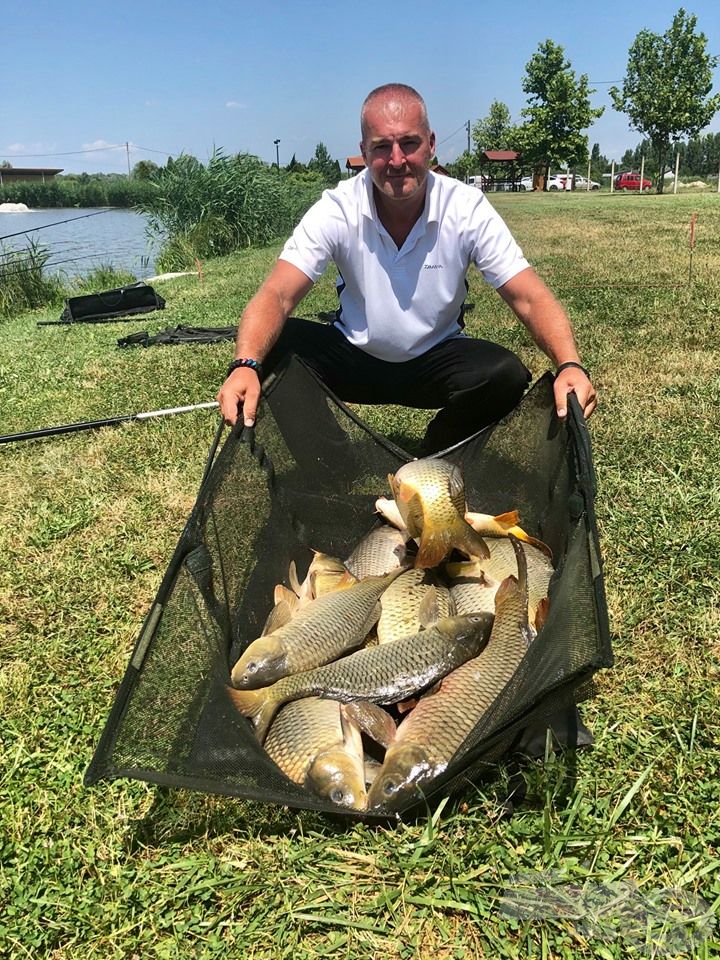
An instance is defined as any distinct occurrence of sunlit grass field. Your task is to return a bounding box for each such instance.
[1,192,719,958]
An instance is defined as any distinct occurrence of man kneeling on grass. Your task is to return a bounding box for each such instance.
[217,82,596,452]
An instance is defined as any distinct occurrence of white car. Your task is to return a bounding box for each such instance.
[519,176,534,191]
[574,175,601,190]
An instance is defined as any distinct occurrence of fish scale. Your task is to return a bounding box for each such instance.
[228,613,494,742]
[231,569,401,688]
[367,536,533,811]
[377,569,452,644]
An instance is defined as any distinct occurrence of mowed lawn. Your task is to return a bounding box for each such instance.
[1,192,718,959]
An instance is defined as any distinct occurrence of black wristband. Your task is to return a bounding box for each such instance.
[227,357,263,380]
[556,360,590,379]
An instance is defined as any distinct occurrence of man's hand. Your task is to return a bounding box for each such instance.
[217,367,262,428]
[554,366,597,421]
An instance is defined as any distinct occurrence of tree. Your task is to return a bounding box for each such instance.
[610,9,720,193]
[132,160,159,180]
[517,39,604,188]
[472,101,517,153]
[308,142,342,185]
[447,150,476,181]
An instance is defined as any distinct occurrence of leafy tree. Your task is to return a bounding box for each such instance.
[472,101,517,152]
[308,142,342,185]
[517,39,604,188]
[590,142,610,180]
[132,160,159,180]
[285,153,306,173]
[446,150,476,181]
[0,160,12,169]
[610,8,720,193]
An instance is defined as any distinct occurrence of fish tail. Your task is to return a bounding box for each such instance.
[415,529,452,568]
[226,686,278,743]
[457,522,490,561]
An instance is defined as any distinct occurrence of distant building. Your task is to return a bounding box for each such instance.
[0,166,63,185]
[345,155,366,175]
[430,163,450,176]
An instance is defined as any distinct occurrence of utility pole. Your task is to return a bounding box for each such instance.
[126,142,131,176]
[466,120,471,155]
[273,139,281,168]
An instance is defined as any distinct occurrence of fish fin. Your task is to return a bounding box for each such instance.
[457,522,490,561]
[288,560,302,597]
[493,574,519,611]
[534,596,550,634]
[525,536,554,560]
[387,473,399,500]
[447,463,467,515]
[274,584,296,607]
[417,585,439,629]
[341,701,396,750]
[226,685,278,743]
[403,493,425,540]
[508,534,529,600]
[415,530,451,568]
[493,509,520,527]
[396,696,419,714]
[261,599,294,635]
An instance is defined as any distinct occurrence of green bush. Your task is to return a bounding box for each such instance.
[0,240,66,317]
[138,150,324,266]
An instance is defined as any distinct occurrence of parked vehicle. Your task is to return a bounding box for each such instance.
[547,175,568,191]
[519,176,534,191]
[614,172,652,191]
[574,175,601,190]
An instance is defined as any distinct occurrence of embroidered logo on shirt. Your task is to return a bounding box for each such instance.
[424,264,444,269]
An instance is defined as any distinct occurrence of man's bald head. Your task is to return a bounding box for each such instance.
[360,84,430,142]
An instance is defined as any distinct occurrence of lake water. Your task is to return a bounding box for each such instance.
[0,207,162,279]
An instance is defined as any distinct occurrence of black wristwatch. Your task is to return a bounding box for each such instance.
[226,357,263,379]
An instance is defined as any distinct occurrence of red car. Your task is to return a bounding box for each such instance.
[614,172,652,191]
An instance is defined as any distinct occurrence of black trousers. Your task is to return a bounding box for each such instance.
[265,317,531,453]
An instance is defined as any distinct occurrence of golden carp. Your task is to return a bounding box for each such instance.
[446,536,552,629]
[263,697,367,810]
[388,458,489,568]
[367,536,533,812]
[231,570,401,689]
[377,569,452,645]
[344,525,410,580]
[228,612,494,743]
[464,510,552,557]
[447,567,500,617]
[289,551,355,604]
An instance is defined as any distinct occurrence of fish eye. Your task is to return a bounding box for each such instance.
[330,788,345,804]
[382,779,397,797]
[245,661,257,673]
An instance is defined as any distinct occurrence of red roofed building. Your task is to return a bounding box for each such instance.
[478,150,522,191]
[345,155,366,175]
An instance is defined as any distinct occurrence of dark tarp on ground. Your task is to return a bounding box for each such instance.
[85,358,612,819]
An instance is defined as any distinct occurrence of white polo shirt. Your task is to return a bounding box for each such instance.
[279,170,530,362]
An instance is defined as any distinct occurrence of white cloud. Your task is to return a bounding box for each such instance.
[225,101,246,109]
[81,139,121,151]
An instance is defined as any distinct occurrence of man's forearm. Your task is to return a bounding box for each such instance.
[233,260,315,362]
[499,268,581,366]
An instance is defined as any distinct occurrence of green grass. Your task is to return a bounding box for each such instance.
[1,192,719,958]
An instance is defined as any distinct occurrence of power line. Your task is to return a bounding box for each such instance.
[1,143,176,159]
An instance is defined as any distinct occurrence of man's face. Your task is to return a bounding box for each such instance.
[361,97,435,203]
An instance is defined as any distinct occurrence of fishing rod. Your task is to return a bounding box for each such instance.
[0,401,220,445]
[0,208,113,242]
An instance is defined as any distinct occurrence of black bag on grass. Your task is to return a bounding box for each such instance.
[52,282,165,325]
[85,358,612,820]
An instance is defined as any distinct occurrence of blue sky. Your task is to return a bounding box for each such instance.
[3,0,719,174]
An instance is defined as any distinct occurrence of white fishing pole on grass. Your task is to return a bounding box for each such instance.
[0,401,220,445]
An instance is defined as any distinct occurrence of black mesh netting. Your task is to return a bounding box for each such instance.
[86,357,612,819]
